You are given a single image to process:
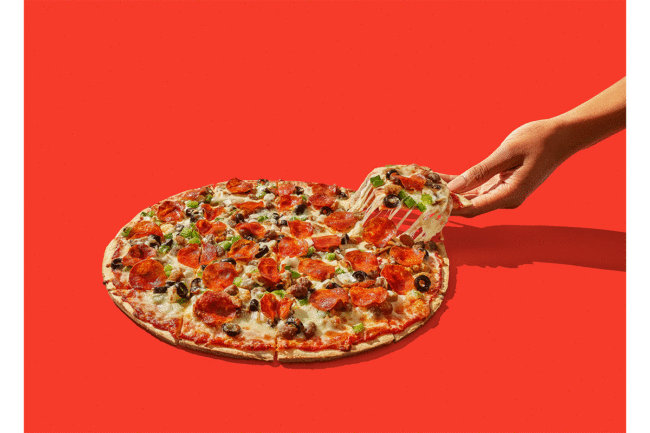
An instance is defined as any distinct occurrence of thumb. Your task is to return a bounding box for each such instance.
[447,148,515,193]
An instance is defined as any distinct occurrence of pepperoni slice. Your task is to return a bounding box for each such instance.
[261,293,279,321]
[226,177,254,194]
[324,212,358,232]
[228,239,259,263]
[258,257,281,285]
[200,242,217,265]
[308,194,337,210]
[381,264,415,295]
[288,220,313,239]
[127,221,164,240]
[312,235,341,252]
[196,219,228,238]
[298,259,336,281]
[310,183,337,196]
[201,203,224,221]
[394,174,427,191]
[277,237,309,258]
[122,244,156,267]
[234,201,265,215]
[236,222,267,239]
[177,244,201,269]
[128,259,167,291]
[180,188,205,200]
[156,200,183,222]
[203,262,238,291]
[277,195,302,212]
[362,216,397,248]
[277,182,295,196]
[279,297,294,320]
[390,246,425,266]
[194,291,239,327]
[349,286,388,307]
[309,288,349,311]
[345,250,379,274]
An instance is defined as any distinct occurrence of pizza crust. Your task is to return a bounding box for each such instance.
[178,338,275,361]
[277,347,354,362]
[350,333,395,353]
[108,290,178,346]
[278,334,395,362]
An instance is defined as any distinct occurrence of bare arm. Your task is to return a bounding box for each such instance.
[445,77,626,217]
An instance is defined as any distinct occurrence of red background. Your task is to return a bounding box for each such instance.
[25,1,626,432]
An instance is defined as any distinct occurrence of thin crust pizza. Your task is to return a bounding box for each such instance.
[102,165,464,361]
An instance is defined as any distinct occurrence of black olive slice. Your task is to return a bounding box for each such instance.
[383,194,400,208]
[352,271,367,282]
[414,275,431,292]
[294,186,304,195]
[249,298,260,312]
[221,258,236,265]
[110,258,123,270]
[386,168,400,181]
[337,191,348,199]
[278,219,288,227]
[175,282,189,298]
[255,245,269,258]
[234,213,245,224]
[153,285,168,294]
[222,323,241,337]
[294,204,307,215]
[320,206,333,215]
[184,208,194,217]
[341,233,350,245]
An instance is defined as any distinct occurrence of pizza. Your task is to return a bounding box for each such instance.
[101,164,469,361]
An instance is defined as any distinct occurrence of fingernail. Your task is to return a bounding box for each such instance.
[447,176,465,192]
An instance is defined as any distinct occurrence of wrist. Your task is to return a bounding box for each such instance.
[545,114,591,158]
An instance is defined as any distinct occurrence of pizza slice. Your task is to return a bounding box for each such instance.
[348,164,471,242]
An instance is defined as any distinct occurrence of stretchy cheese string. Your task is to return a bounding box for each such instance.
[349,166,453,242]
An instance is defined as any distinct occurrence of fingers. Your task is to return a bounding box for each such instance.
[437,173,457,183]
[446,147,520,194]
[451,183,524,218]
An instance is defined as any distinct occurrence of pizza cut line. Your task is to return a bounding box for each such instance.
[101,165,469,361]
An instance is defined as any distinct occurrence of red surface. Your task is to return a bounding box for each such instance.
[25,1,625,432]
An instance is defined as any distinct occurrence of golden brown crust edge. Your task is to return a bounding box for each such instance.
[277,333,395,362]
[178,339,275,361]
[108,290,178,346]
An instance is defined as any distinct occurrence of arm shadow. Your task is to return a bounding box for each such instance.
[442,221,626,272]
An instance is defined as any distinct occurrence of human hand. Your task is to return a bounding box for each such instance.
[441,78,625,218]
[441,118,573,217]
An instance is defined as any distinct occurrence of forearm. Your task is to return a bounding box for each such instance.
[552,77,626,155]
